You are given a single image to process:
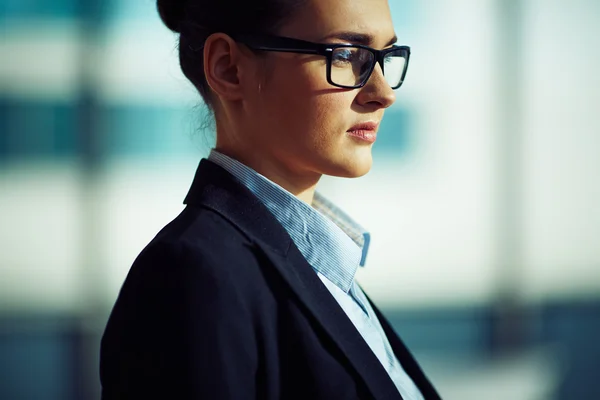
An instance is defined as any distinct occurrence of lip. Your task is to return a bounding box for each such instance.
[346,121,379,144]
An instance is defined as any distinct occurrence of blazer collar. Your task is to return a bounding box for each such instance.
[184,158,292,255]
[184,159,417,400]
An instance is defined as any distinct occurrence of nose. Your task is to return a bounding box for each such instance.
[355,64,396,109]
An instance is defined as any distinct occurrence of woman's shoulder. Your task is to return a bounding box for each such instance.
[153,204,257,258]
[125,205,265,297]
[101,206,269,379]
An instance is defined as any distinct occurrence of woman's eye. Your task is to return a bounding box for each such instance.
[332,49,355,65]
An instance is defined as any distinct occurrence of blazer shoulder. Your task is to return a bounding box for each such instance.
[155,204,256,255]
[101,207,265,399]
[122,205,267,303]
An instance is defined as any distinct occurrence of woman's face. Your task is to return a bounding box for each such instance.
[237,0,397,182]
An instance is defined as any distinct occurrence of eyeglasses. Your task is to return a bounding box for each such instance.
[232,33,411,90]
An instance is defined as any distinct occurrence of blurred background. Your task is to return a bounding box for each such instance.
[1,0,599,399]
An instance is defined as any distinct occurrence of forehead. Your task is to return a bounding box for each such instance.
[280,0,395,46]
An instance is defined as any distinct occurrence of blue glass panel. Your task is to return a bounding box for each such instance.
[541,301,600,400]
[0,99,77,160]
[0,0,78,19]
[0,329,71,400]
[0,98,8,162]
[104,1,159,21]
[0,98,217,161]
[101,104,212,157]
[384,306,488,358]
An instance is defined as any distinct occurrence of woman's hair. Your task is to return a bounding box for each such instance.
[157,0,308,111]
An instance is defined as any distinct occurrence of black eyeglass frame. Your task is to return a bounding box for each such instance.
[232,33,411,90]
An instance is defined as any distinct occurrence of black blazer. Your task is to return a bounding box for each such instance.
[100,159,441,400]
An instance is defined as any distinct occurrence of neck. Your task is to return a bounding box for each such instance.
[214,145,321,204]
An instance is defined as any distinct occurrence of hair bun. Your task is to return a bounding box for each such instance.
[157,0,187,33]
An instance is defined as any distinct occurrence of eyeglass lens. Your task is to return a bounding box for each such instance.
[330,47,406,88]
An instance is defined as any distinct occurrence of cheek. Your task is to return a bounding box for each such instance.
[266,62,355,147]
[309,95,353,149]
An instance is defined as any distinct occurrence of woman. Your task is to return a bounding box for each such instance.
[100,0,440,399]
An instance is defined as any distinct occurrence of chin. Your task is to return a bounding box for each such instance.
[324,154,373,178]
[343,163,372,178]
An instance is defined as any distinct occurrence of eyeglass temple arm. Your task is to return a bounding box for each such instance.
[233,34,328,55]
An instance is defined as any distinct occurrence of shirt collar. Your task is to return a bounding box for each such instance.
[207,149,370,293]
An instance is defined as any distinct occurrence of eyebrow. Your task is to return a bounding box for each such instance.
[323,31,398,47]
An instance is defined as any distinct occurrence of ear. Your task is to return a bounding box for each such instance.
[203,33,246,102]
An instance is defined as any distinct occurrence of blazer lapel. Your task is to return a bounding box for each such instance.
[257,245,404,400]
[184,159,403,400]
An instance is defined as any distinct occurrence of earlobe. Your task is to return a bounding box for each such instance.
[203,33,244,101]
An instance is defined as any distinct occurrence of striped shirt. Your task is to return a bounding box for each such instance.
[208,150,424,400]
